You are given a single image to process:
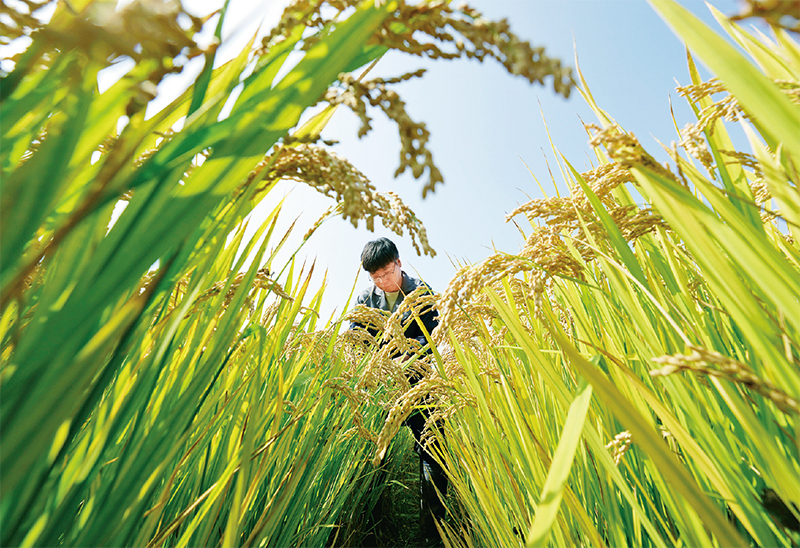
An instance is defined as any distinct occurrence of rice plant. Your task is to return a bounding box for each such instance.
[7,0,797,546]
[422,2,800,547]
[0,1,573,546]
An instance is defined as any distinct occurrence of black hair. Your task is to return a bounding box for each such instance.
[361,237,399,272]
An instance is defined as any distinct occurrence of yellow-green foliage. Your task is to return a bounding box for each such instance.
[5,1,798,547]
[425,3,800,547]
[0,1,573,546]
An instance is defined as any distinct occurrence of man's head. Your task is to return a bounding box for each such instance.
[361,237,403,292]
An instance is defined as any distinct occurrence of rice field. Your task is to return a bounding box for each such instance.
[1,1,799,547]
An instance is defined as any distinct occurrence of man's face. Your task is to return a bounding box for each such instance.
[369,259,402,292]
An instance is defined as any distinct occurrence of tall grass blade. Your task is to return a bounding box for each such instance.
[526,381,593,547]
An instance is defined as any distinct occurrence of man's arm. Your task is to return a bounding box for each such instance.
[415,303,438,347]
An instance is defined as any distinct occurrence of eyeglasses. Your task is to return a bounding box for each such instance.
[369,262,397,282]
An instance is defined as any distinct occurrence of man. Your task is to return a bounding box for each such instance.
[351,237,447,547]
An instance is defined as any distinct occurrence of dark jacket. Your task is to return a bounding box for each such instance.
[350,271,438,349]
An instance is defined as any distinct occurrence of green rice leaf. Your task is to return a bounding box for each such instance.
[526,381,593,548]
[648,0,800,163]
[565,158,648,288]
[546,316,748,548]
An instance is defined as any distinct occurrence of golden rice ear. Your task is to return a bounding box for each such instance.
[650,345,800,415]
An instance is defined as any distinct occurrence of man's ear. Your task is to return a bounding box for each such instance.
[397,259,402,268]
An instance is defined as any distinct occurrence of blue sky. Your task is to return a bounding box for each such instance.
[106,0,752,321]
[221,0,750,322]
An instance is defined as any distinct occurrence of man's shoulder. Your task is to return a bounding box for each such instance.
[355,285,377,306]
[402,273,433,294]
[403,272,435,295]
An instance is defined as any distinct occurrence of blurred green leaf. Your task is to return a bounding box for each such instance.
[526,381,592,548]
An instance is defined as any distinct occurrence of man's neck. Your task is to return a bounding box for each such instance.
[385,289,400,311]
